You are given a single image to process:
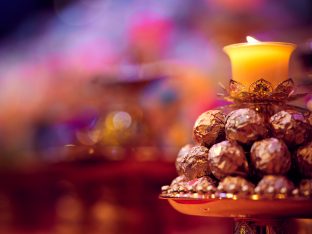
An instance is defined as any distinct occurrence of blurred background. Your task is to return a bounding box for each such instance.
[0,0,312,233]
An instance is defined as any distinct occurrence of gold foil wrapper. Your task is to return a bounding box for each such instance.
[181,145,210,181]
[193,110,225,147]
[270,110,311,146]
[299,179,312,197]
[208,140,248,180]
[175,144,193,176]
[188,176,217,193]
[255,175,294,195]
[297,142,312,178]
[217,176,255,195]
[170,175,187,186]
[225,108,268,144]
[168,175,187,193]
[251,138,291,175]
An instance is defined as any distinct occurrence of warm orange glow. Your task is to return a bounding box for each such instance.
[223,38,296,87]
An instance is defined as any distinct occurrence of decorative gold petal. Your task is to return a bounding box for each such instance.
[221,78,307,104]
[274,79,295,96]
[249,79,273,96]
[229,80,246,97]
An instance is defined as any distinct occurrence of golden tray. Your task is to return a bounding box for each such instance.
[160,194,312,219]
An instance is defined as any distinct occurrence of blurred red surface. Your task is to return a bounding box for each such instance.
[0,159,233,234]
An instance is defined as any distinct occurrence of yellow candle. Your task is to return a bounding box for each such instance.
[223,36,296,88]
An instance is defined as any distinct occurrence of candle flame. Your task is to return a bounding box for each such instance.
[246,36,260,43]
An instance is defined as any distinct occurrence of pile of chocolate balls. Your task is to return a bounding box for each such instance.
[162,108,312,198]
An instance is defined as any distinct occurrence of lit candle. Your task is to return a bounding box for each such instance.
[223,36,296,88]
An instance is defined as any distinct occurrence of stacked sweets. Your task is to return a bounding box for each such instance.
[162,108,312,198]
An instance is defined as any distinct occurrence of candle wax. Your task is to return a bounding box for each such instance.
[224,42,296,88]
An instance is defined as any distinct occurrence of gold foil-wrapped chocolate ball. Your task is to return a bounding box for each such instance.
[193,110,225,147]
[297,142,312,178]
[170,175,187,186]
[251,138,291,175]
[208,140,248,180]
[161,185,170,194]
[175,144,193,175]
[270,110,311,146]
[299,179,312,197]
[188,176,217,193]
[180,145,210,181]
[255,175,295,195]
[217,176,255,195]
[225,108,268,144]
[169,175,187,193]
